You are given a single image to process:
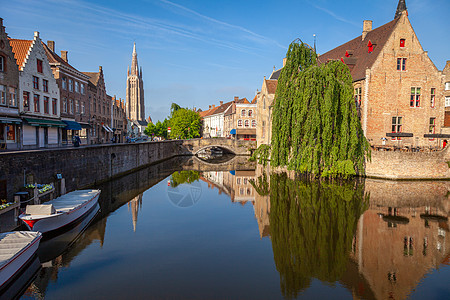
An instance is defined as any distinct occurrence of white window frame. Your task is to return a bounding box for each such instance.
[446,82,450,90]
[445,97,450,107]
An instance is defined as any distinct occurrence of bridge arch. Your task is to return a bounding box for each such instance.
[194,145,236,155]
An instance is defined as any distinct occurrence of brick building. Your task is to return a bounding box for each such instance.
[10,31,64,149]
[112,96,127,143]
[319,0,447,148]
[0,18,20,150]
[83,67,113,144]
[442,61,450,133]
[256,71,279,146]
[42,41,91,145]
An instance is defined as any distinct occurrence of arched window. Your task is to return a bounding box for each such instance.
[238,119,243,127]
[241,109,246,116]
[252,120,257,127]
[248,110,253,117]
[244,120,249,127]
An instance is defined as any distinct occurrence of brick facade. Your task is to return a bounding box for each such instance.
[0,18,20,150]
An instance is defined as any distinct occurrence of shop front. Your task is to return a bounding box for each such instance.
[0,117,21,150]
[22,117,66,149]
[62,120,82,146]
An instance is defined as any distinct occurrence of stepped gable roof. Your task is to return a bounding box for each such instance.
[318,18,399,82]
[265,79,278,94]
[82,71,100,86]
[8,39,33,71]
[269,68,282,80]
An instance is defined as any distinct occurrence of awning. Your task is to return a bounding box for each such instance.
[79,122,92,129]
[424,134,450,139]
[0,117,22,124]
[62,120,82,130]
[229,170,236,175]
[24,117,66,128]
[386,132,413,138]
[230,129,236,135]
[102,125,113,133]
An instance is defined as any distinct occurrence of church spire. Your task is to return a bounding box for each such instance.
[395,0,407,19]
[131,42,139,76]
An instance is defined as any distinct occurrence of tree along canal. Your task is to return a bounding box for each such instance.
[13,157,450,299]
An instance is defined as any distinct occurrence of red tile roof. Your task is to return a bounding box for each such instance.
[318,18,399,81]
[8,39,33,71]
[236,98,249,104]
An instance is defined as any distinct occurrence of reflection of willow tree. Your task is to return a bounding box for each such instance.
[170,171,200,188]
[269,173,368,299]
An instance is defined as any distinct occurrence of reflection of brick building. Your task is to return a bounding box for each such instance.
[350,179,450,300]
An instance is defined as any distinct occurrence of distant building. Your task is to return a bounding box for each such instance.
[200,101,233,138]
[82,67,113,143]
[126,43,145,122]
[10,31,63,149]
[235,96,257,140]
[256,69,279,146]
[112,96,127,143]
[0,18,20,150]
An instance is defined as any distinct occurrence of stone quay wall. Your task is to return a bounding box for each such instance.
[365,146,450,179]
[0,140,189,201]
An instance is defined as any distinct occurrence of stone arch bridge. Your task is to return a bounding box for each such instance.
[181,138,256,156]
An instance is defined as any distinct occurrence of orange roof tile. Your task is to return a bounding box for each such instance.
[9,39,33,71]
[251,95,257,104]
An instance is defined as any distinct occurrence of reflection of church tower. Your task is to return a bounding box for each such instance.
[128,194,143,232]
[126,43,145,122]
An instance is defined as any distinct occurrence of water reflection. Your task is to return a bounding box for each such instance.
[18,157,450,299]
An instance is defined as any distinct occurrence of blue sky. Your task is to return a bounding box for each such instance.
[3,0,449,122]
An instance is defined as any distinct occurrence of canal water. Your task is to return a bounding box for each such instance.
[15,157,450,299]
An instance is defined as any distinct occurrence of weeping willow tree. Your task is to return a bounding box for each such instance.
[271,40,370,178]
[269,173,368,298]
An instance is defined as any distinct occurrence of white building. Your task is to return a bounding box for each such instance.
[200,101,233,138]
[10,31,64,149]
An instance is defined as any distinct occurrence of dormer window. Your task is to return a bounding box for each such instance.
[400,39,406,48]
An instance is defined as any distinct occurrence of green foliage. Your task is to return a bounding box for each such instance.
[271,41,370,178]
[144,118,170,139]
[170,103,182,116]
[249,144,271,166]
[269,173,368,298]
[169,108,201,139]
[249,172,269,196]
[170,171,200,188]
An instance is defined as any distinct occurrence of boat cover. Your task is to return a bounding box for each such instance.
[43,189,100,213]
[0,231,41,268]
[26,204,56,215]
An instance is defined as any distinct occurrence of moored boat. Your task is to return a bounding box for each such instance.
[0,231,42,291]
[19,189,101,234]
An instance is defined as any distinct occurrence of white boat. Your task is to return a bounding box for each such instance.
[0,231,42,291]
[19,189,101,234]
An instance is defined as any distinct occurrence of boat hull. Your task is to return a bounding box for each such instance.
[0,232,42,291]
[20,191,100,234]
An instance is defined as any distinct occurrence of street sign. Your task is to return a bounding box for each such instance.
[168,127,171,132]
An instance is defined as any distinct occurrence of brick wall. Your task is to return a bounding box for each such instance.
[0,140,187,201]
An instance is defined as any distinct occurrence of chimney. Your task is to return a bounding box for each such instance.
[220,101,223,106]
[47,41,55,52]
[99,66,103,72]
[34,31,39,38]
[209,105,212,109]
[212,105,215,108]
[60,51,68,62]
[234,96,239,102]
[362,20,372,41]
[283,57,287,67]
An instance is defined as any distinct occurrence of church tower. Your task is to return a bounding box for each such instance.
[126,43,145,121]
